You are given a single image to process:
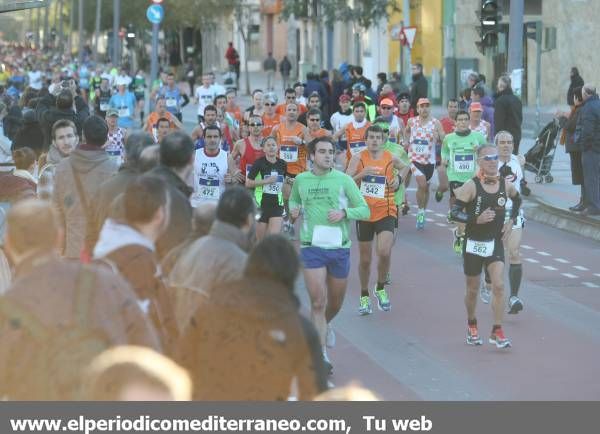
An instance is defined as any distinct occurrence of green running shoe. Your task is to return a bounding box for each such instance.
[358,296,372,316]
[374,288,391,311]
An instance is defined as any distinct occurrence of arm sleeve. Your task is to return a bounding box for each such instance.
[343,175,371,220]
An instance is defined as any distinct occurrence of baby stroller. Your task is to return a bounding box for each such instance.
[524,118,562,183]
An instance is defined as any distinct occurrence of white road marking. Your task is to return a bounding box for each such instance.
[554,258,570,264]
[537,251,551,256]
[542,265,558,271]
[521,245,534,250]
[561,273,578,279]
[426,218,435,222]
[524,258,539,263]
[435,222,447,227]
[582,282,599,288]
[595,274,600,278]
[435,213,446,218]
[426,209,435,213]
[573,265,589,271]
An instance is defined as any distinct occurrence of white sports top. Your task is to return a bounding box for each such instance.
[191,148,228,206]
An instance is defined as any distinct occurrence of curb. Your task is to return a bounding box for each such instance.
[524,195,600,242]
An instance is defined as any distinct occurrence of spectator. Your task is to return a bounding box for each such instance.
[467,71,480,89]
[225,42,240,87]
[567,67,584,107]
[459,87,472,111]
[40,88,83,148]
[494,75,523,153]
[329,69,347,114]
[410,63,428,111]
[147,131,194,258]
[263,52,277,91]
[53,116,119,259]
[0,147,37,204]
[167,187,254,334]
[574,84,600,216]
[304,73,328,108]
[0,199,160,400]
[84,346,192,401]
[319,70,332,106]
[279,56,292,92]
[94,176,177,352]
[376,72,387,95]
[562,86,585,211]
[37,119,78,200]
[388,72,410,98]
[472,85,495,135]
[177,234,328,400]
[11,110,44,156]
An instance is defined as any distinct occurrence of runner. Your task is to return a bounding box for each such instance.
[276,88,307,117]
[404,98,445,229]
[351,83,376,122]
[396,93,415,215]
[377,97,404,144]
[191,105,232,151]
[480,131,525,315]
[158,72,189,122]
[132,69,147,127]
[469,102,491,141]
[440,110,486,254]
[243,89,265,123]
[105,109,126,166]
[229,114,265,183]
[346,125,408,314]
[261,93,280,137]
[94,76,112,118]
[109,77,137,130]
[245,136,286,240]
[144,97,183,137]
[435,98,460,202]
[194,74,218,123]
[289,136,370,373]
[329,94,353,154]
[155,118,172,144]
[332,102,371,168]
[450,144,522,349]
[305,109,331,143]
[190,125,240,207]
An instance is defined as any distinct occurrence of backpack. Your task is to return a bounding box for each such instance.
[0,265,110,399]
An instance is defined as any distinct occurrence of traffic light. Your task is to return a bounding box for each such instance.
[125,24,136,48]
[479,1,499,49]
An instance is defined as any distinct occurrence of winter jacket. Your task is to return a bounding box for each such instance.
[37,93,89,147]
[0,253,160,400]
[494,88,523,145]
[0,170,36,204]
[567,74,584,106]
[167,220,249,334]
[480,95,495,136]
[146,165,193,259]
[176,276,328,400]
[53,147,119,258]
[94,219,177,353]
[575,94,600,153]
[11,112,45,156]
[563,106,582,153]
[410,73,428,110]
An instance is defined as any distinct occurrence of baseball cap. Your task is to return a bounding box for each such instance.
[115,77,129,87]
[106,108,119,117]
[339,94,351,103]
[379,98,394,107]
[469,102,483,112]
[417,98,431,106]
[398,92,411,102]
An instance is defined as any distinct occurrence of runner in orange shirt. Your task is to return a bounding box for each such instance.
[275,88,307,117]
[305,108,331,142]
[262,92,280,137]
[144,97,183,138]
[332,102,370,168]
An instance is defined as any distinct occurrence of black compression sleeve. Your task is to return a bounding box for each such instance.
[450,199,472,224]
[510,192,522,220]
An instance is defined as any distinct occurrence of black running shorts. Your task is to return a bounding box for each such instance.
[356,216,397,242]
[463,237,505,276]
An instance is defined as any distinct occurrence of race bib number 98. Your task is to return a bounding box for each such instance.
[465,239,494,258]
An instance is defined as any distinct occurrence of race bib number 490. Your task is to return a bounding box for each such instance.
[360,175,386,199]
[465,238,494,257]
[280,145,298,163]
[454,154,475,173]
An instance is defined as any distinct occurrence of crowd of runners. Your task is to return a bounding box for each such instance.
[0,40,528,398]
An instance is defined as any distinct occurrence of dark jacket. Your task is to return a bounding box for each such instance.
[147,165,193,259]
[2,104,23,141]
[574,94,600,153]
[0,171,36,204]
[304,78,328,105]
[564,106,582,153]
[37,93,89,146]
[0,254,160,400]
[480,95,496,136]
[494,88,523,144]
[279,58,292,76]
[176,276,328,400]
[410,73,428,110]
[567,74,584,106]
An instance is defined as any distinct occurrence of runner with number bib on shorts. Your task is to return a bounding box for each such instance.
[289,137,370,374]
[450,144,522,349]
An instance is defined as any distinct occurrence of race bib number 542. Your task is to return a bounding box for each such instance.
[360,175,386,199]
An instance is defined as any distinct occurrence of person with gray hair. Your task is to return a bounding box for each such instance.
[574,84,600,215]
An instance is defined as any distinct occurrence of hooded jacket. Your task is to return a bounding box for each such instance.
[167,220,249,334]
[494,88,522,144]
[480,95,495,136]
[53,147,118,258]
[0,170,36,204]
[575,94,600,153]
[176,276,328,400]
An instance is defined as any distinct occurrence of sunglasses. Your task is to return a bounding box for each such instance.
[264,103,275,106]
[249,123,263,127]
[480,154,499,161]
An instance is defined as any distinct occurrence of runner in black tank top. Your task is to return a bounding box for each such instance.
[450,144,522,350]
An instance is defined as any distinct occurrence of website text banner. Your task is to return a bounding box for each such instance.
[2,402,599,434]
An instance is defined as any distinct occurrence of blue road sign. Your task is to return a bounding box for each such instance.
[146,4,164,24]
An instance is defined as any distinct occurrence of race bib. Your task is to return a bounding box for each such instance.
[311,225,343,248]
[264,174,284,195]
[280,145,298,163]
[412,139,429,155]
[118,107,130,117]
[349,141,367,156]
[197,177,220,200]
[166,98,177,108]
[360,175,386,199]
[454,154,475,173]
[465,239,494,258]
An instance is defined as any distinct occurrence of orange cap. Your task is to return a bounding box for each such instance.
[469,102,483,112]
[379,98,394,107]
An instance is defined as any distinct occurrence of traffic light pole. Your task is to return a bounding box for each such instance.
[150,23,159,86]
[403,0,411,85]
[507,0,524,72]
[113,0,120,66]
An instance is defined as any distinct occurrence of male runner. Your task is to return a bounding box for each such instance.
[289,136,370,372]
[158,72,189,122]
[229,114,265,183]
[377,98,403,144]
[330,94,353,153]
[469,102,491,141]
[261,93,280,137]
[332,102,370,168]
[276,88,307,117]
[404,98,445,229]
[450,144,522,349]
[305,109,331,142]
[480,131,525,314]
[435,98,459,202]
[440,110,486,253]
[246,136,286,240]
[346,125,408,314]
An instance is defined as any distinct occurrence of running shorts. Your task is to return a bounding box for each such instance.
[300,247,351,279]
[463,237,504,276]
[411,162,435,182]
[356,216,396,242]
[258,204,284,223]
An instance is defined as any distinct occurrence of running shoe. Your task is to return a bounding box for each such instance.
[480,280,492,304]
[489,328,512,348]
[374,288,391,311]
[326,324,336,348]
[322,349,334,375]
[416,210,425,230]
[466,324,483,345]
[508,296,524,314]
[452,228,463,255]
[446,210,452,224]
[385,271,392,285]
[358,296,372,316]
[435,190,444,202]
[401,201,410,216]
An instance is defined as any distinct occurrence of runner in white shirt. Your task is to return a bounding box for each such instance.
[195,74,218,123]
[330,94,353,153]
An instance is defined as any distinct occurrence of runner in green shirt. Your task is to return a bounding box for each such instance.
[289,136,369,375]
[439,110,487,253]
